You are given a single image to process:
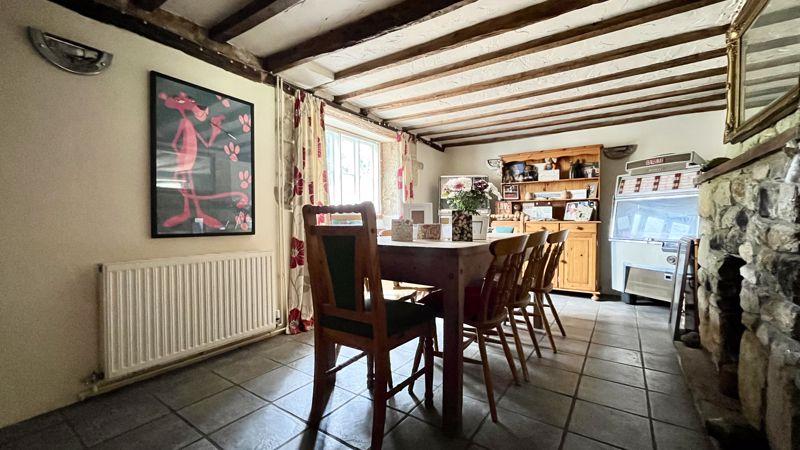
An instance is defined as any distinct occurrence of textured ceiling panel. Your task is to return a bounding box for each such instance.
[163,0,256,28]
[229,0,405,56]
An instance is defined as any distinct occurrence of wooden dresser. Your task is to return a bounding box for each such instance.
[493,145,601,300]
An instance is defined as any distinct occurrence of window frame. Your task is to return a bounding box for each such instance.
[325,126,382,213]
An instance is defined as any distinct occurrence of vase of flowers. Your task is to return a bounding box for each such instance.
[443,177,499,242]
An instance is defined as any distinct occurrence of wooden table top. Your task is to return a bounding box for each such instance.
[377,233,519,252]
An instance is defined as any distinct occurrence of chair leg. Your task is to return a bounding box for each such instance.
[520,307,542,358]
[410,338,424,394]
[424,330,434,408]
[535,293,557,353]
[477,332,498,423]
[506,308,529,382]
[367,354,374,391]
[371,351,390,449]
[496,325,520,386]
[545,292,567,337]
[310,339,336,426]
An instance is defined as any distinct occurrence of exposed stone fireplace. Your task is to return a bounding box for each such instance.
[696,113,800,450]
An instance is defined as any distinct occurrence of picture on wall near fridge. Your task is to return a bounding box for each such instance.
[150,71,254,237]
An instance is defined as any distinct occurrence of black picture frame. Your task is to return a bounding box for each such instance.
[150,71,255,238]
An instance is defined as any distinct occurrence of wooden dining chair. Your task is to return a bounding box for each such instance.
[528,230,570,352]
[302,202,437,449]
[411,234,529,422]
[503,230,548,381]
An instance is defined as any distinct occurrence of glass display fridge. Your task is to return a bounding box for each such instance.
[609,153,705,304]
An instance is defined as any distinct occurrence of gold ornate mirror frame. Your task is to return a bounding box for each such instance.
[725,0,800,143]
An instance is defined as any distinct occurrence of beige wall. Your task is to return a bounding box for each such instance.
[416,143,448,219]
[437,111,728,295]
[0,0,280,427]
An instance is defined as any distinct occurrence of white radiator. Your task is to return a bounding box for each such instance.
[100,251,276,381]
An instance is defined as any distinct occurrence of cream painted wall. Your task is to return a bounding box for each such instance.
[416,143,448,219]
[0,0,280,427]
[438,110,728,295]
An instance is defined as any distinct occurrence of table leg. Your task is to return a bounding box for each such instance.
[440,273,463,432]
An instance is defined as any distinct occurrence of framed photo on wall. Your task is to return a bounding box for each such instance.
[150,71,254,237]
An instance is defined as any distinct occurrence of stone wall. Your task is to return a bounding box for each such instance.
[697,110,800,450]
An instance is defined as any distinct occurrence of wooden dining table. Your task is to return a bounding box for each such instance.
[377,234,514,431]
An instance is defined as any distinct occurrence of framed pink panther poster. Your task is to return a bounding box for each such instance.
[150,72,254,237]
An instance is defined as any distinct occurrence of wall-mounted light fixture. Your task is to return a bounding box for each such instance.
[28,27,113,75]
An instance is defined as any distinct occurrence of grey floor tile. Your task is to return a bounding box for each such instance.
[206,349,282,383]
[0,423,82,450]
[577,376,648,416]
[528,362,581,396]
[62,388,169,447]
[640,337,677,356]
[334,360,373,394]
[0,412,64,446]
[645,369,691,398]
[587,344,642,367]
[472,407,562,450]
[643,352,682,375]
[92,414,199,450]
[593,323,638,337]
[569,400,653,449]
[274,383,356,422]
[383,416,469,450]
[652,420,713,450]
[591,332,640,351]
[559,317,596,331]
[540,337,590,356]
[497,383,572,428]
[288,354,316,376]
[210,404,306,450]
[242,365,313,401]
[528,351,585,374]
[182,439,217,450]
[257,341,315,364]
[561,326,593,342]
[148,367,233,409]
[320,396,405,449]
[410,387,488,439]
[648,391,703,431]
[461,360,514,403]
[562,432,618,450]
[583,357,645,388]
[278,429,350,450]
[178,387,266,434]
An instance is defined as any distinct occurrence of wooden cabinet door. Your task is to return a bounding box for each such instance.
[558,231,597,292]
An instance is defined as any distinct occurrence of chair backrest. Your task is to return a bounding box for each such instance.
[475,234,529,325]
[516,230,549,303]
[302,202,388,338]
[535,229,569,291]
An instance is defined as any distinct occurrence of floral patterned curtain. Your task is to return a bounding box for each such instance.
[283,91,328,334]
[380,132,422,218]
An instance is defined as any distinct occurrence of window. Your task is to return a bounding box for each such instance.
[325,128,381,211]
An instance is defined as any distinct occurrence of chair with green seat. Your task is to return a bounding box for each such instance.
[302,202,436,449]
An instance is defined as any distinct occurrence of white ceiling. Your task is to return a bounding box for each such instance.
[162,0,744,147]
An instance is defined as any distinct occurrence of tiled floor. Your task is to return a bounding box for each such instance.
[0,295,713,449]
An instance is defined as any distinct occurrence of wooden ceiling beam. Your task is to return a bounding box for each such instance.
[209,0,304,42]
[328,0,608,86]
[444,105,726,148]
[435,93,726,142]
[260,0,477,73]
[131,0,167,11]
[408,67,727,132]
[334,0,723,102]
[370,25,727,112]
[388,48,726,122]
[424,82,726,138]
